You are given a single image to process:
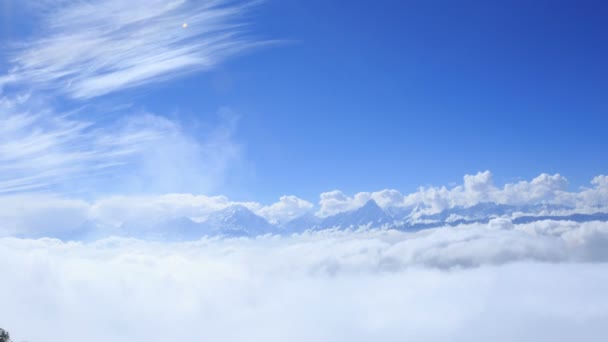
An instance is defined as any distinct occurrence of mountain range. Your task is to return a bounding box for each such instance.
[101,200,608,240]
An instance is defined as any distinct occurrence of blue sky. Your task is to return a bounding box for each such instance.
[1,0,607,205]
[222,0,608,201]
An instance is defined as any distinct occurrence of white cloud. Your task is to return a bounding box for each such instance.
[577,175,608,210]
[0,1,261,197]
[0,95,243,195]
[370,189,406,208]
[403,171,596,214]
[592,175,608,188]
[4,0,265,99]
[404,171,569,213]
[500,173,570,205]
[89,193,261,228]
[314,171,607,218]
[2,222,608,342]
[0,96,164,193]
[257,195,314,224]
[317,189,408,217]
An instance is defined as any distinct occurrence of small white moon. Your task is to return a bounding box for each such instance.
[182,23,188,29]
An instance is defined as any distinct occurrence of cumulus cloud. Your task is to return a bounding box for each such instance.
[2,221,608,342]
[317,190,367,217]
[403,171,572,213]
[3,0,266,99]
[577,175,608,209]
[317,171,606,217]
[317,189,408,217]
[500,173,570,205]
[257,195,314,224]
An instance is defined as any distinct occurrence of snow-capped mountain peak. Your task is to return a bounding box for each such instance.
[203,205,273,236]
[319,199,392,229]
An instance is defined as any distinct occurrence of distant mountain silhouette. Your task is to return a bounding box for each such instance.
[318,200,393,230]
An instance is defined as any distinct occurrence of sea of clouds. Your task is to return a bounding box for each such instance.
[2,220,608,342]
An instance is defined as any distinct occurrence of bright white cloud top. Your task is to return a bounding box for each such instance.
[2,223,608,342]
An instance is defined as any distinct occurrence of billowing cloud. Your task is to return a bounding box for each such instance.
[403,171,572,213]
[257,195,314,224]
[317,189,408,217]
[3,0,266,99]
[317,190,367,217]
[317,171,603,217]
[500,173,570,205]
[577,175,608,209]
[2,221,608,342]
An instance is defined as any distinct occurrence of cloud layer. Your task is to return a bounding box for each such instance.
[2,221,608,342]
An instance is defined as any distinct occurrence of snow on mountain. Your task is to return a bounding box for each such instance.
[318,200,393,230]
[80,201,608,241]
[421,202,518,222]
[116,205,275,240]
[282,213,322,233]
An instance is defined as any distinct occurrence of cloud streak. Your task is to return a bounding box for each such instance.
[0,96,161,193]
[0,96,243,195]
[4,0,264,99]
[0,1,262,196]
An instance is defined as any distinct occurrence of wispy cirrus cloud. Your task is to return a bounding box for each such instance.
[0,1,259,194]
[3,0,265,99]
[0,96,243,195]
[0,96,149,193]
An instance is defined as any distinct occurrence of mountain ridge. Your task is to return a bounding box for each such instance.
[64,201,608,240]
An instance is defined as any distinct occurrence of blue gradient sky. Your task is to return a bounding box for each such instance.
[1,0,607,203]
